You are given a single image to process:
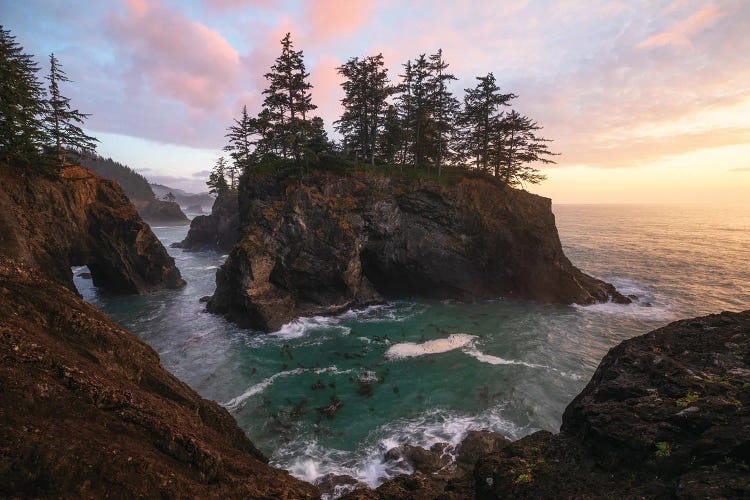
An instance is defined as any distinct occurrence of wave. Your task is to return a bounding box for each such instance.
[223,368,306,410]
[462,345,583,380]
[272,405,531,491]
[255,302,419,345]
[461,345,546,368]
[337,302,424,324]
[573,276,677,322]
[223,365,356,411]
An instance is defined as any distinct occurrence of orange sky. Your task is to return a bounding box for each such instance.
[6,0,750,203]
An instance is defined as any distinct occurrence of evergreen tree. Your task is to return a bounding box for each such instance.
[457,73,515,173]
[306,116,332,155]
[207,157,229,195]
[395,60,414,166]
[44,53,98,169]
[493,109,555,186]
[335,54,390,165]
[0,26,48,168]
[427,49,459,176]
[409,54,432,169]
[262,33,316,160]
[224,105,253,178]
[80,154,155,200]
[378,104,402,165]
[163,192,176,202]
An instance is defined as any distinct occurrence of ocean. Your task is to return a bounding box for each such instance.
[73,203,750,487]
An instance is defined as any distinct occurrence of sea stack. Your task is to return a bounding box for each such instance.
[207,170,629,331]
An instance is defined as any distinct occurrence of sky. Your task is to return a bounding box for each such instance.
[4,0,750,203]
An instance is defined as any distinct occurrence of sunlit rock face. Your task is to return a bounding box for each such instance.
[209,170,629,332]
[0,165,184,293]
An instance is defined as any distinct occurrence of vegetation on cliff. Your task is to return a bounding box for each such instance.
[204,33,556,200]
[207,170,628,332]
[0,26,96,173]
[80,154,155,200]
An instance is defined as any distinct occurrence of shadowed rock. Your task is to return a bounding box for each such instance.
[0,261,317,498]
[0,165,184,293]
[173,191,239,252]
[208,170,628,332]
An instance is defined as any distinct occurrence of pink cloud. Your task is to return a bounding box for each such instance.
[109,0,240,110]
[637,4,723,49]
[309,56,346,126]
[202,0,278,10]
[301,0,374,43]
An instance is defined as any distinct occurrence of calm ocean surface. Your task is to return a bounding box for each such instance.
[74,203,750,487]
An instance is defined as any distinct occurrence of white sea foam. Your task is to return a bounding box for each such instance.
[272,405,532,492]
[463,345,584,380]
[338,302,423,324]
[224,368,306,410]
[272,315,351,340]
[573,276,676,321]
[224,365,356,411]
[384,334,477,359]
[461,346,547,368]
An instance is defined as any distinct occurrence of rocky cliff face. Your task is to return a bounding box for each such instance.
[0,165,184,293]
[173,191,239,252]
[133,198,190,226]
[208,171,629,332]
[341,310,750,499]
[0,260,318,498]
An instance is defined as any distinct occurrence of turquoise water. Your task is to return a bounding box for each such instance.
[74,204,750,486]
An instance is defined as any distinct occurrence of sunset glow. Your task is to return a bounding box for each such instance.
[5,0,749,201]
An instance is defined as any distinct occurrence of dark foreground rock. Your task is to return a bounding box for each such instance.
[0,260,318,498]
[133,198,190,226]
[0,165,184,293]
[209,170,629,332]
[173,191,239,252]
[344,310,750,499]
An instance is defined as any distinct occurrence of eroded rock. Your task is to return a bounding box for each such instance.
[0,261,317,498]
[209,171,628,332]
[0,165,184,293]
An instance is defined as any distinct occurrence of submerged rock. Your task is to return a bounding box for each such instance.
[345,310,750,498]
[208,170,629,332]
[173,191,239,252]
[0,165,184,293]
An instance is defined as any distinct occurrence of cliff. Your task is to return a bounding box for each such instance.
[173,191,239,252]
[151,183,215,213]
[208,170,629,332]
[0,260,318,498]
[0,165,184,293]
[80,155,191,226]
[341,310,750,499]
